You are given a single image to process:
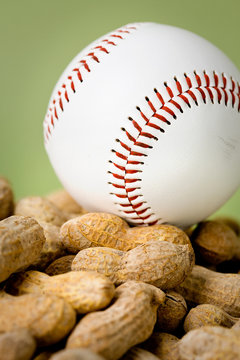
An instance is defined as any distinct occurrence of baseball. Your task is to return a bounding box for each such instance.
[43,22,240,227]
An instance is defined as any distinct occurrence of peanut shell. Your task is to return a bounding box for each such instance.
[184,304,239,332]
[0,329,36,360]
[176,265,240,317]
[0,292,76,346]
[141,332,180,360]
[66,281,165,360]
[0,215,45,282]
[6,270,115,314]
[50,349,105,360]
[0,177,14,220]
[45,255,75,276]
[120,347,159,359]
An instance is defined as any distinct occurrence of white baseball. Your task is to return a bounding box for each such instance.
[44,22,240,227]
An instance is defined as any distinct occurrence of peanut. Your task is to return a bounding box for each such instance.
[156,291,187,332]
[214,216,240,236]
[192,220,240,264]
[178,326,240,360]
[120,347,159,359]
[6,270,115,314]
[184,304,239,332]
[176,265,240,316]
[72,240,194,290]
[0,177,14,220]
[0,215,45,282]
[32,221,65,270]
[33,353,53,360]
[50,349,105,360]
[60,212,193,253]
[66,281,166,360]
[0,329,36,360]
[46,189,87,218]
[45,255,75,276]
[232,319,240,330]
[0,292,76,346]
[15,196,68,226]
[141,332,180,360]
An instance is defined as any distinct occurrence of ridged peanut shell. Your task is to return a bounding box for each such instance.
[60,212,192,253]
[184,304,239,332]
[73,241,194,289]
[156,291,187,332]
[141,332,180,360]
[120,347,159,360]
[178,326,240,360]
[67,281,165,360]
[15,196,67,226]
[0,292,76,346]
[6,270,115,314]
[32,221,65,269]
[0,329,36,360]
[176,265,240,317]
[50,349,105,360]
[0,216,45,282]
[47,189,87,217]
[45,255,75,276]
[192,220,240,264]
[0,177,14,220]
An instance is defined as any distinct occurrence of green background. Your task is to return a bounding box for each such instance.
[1,0,240,220]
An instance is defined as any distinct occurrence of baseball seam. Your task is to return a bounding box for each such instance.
[43,24,139,141]
[108,71,240,225]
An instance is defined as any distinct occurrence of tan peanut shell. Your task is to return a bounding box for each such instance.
[66,281,166,360]
[60,212,193,253]
[0,329,36,360]
[232,319,240,330]
[0,292,76,346]
[33,352,53,360]
[156,291,187,332]
[192,220,240,264]
[120,347,160,360]
[32,221,65,269]
[214,216,240,236]
[184,304,239,332]
[0,177,14,220]
[72,240,194,290]
[0,215,45,282]
[47,189,87,217]
[141,332,180,360]
[15,196,68,226]
[178,326,240,360]
[7,270,115,314]
[176,265,240,317]
[45,255,75,276]
[50,349,105,360]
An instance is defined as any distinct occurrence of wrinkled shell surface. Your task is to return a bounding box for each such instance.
[184,304,239,332]
[120,347,159,360]
[47,189,86,217]
[61,212,192,253]
[178,326,240,360]
[15,196,67,226]
[0,292,76,346]
[72,240,194,290]
[0,329,36,360]
[0,215,45,282]
[176,265,240,316]
[50,349,105,360]
[0,177,14,220]
[7,270,115,314]
[45,255,75,276]
[141,332,180,360]
[67,281,165,360]
[156,291,187,332]
[192,221,240,264]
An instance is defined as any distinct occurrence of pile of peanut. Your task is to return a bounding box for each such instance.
[1,175,240,360]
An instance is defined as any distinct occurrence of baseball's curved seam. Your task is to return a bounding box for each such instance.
[43,25,139,142]
[108,71,240,225]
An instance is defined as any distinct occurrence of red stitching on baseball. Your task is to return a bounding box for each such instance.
[109,70,240,224]
[44,25,138,141]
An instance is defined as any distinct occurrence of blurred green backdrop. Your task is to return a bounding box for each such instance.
[1,0,240,220]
